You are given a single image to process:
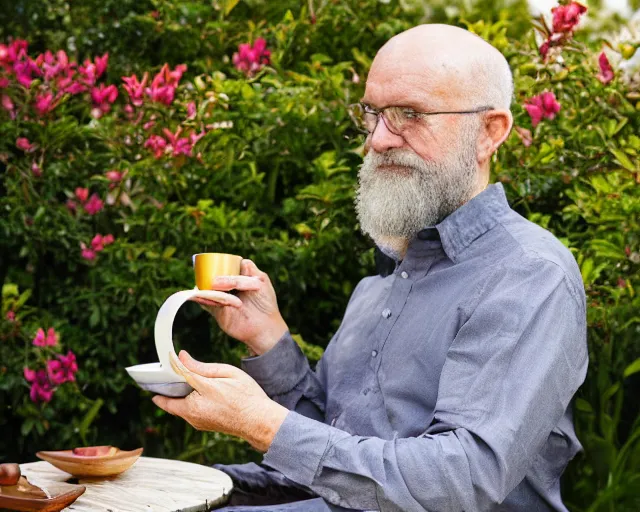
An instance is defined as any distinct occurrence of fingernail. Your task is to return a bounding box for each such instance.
[214,276,229,283]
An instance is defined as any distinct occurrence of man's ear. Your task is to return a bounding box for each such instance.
[477,110,513,165]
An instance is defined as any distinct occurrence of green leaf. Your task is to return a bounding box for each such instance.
[576,398,594,413]
[623,358,640,379]
[222,0,241,16]
[610,149,637,172]
[78,398,104,442]
[162,246,177,260]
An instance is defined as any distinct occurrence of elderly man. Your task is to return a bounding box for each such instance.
[153,24,588,511]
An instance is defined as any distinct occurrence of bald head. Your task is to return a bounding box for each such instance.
[367,24,513,112]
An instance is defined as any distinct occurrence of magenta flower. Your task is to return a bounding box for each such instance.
[524,92,561,127]
[80,243,97,261]
[597,52,614,84]
[102,234,115,245]
[34,91,56,116]
[90,84,118,116]
[32,327,57,347]
[122,72,148,107]
[47,351,78,384]
[13,57,41,88]
[78,53,108,86]
[552,2,587,34]
[232,38,271,77]
[91,234,105,251]
[144,64,186,106]
[6,310,15,321]
[16,137,35,152]
[83,193,104,215]
[144,134,168,158]
[32,327,46,346]
[145,83,175,106]
[0,40,28,67]
[24,367,54,403]
[75,187,89,203]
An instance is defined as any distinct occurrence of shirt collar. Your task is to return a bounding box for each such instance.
[411,183,511,263]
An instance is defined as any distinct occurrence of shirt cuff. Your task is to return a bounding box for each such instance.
[263,411,332,487]
[241,331,310,396]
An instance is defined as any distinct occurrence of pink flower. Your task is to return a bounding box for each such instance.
[597,51,614,84]
[514,126,533,147]
[122,72,148,107]
[105,170,123,182]
[66,199,77,213]
[552,2,587,34]
[80,242,97,261]
[2,94,15,118]
[0,40,28,67]
[0,77,9,88]
[32,328,46,347]
[90,84,118,117]
[6,310,15,321]
[31,161,42,177]
[13,58,41,88]
[24,367,54,403]
[78,54,108,86]
[47,351,78,384]
[83,193,104,215]
[45,327,59,346]
[524,92,561,127]
[75,187,89,203]
[143,119,156,130]
[91,234,104,251]
[232,38,271,77]
[16,137,35,152]
[102,234,114,245]
[187,101,196,119]
[144,134,167,158]
[145,83,175,106]
[34,91,56,116]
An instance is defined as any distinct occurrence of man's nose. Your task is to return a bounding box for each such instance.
[368,116,406,153]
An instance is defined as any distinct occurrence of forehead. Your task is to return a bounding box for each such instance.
[363,54,465,110]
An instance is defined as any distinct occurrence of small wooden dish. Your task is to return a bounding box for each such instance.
[0,476,85,512]
[36,446,143,477]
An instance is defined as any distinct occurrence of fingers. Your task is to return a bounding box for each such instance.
[211,275,262,292]
[178,350,245,379]
[152,395,189,417]
[189,290,242,307]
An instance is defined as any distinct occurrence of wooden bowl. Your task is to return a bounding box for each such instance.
[36,446,143,477]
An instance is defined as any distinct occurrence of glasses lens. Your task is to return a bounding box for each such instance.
[384,107,406,135]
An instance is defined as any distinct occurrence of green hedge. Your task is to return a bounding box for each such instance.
[1,1,639,509]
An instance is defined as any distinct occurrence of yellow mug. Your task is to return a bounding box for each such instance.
[193,253,242,290]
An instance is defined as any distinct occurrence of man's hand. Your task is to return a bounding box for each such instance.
[152,350,289,452]
[191,259,288,355]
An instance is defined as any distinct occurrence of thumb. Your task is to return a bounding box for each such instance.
[178,350,243,379]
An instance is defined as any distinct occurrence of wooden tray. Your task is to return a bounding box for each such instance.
[0,476,85,512]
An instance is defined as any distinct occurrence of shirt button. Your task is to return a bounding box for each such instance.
[401,271,409,279]
[381,308,391,318]
[371,350,378,358]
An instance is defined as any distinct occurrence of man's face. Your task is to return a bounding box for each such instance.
[355,55,482,250]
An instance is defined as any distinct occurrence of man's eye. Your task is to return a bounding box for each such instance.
[402,110,419,119]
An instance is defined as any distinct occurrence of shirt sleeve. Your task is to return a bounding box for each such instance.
[262,259,589,511]
[242,331,327,418]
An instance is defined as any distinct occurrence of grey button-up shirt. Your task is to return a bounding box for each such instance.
[243,183,588,511]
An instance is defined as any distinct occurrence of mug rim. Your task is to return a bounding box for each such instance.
[192,252,242,259]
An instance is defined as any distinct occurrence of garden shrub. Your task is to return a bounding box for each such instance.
[0,1,639,509]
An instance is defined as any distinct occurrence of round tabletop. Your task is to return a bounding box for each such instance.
[20,456,233,511]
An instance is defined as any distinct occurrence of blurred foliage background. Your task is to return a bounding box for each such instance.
[0,0,639,509]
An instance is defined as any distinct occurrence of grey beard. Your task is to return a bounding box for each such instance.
[355,145,478,246]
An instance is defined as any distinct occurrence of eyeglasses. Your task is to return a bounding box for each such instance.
[349,103,494,137]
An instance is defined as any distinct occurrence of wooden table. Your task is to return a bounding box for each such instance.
[20,456,233,511]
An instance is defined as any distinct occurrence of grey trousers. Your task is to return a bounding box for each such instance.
[212,463,356,512]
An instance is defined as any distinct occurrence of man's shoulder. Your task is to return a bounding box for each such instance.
[490,209,585,307]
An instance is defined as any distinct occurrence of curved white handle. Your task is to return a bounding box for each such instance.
[154,289,236,374]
